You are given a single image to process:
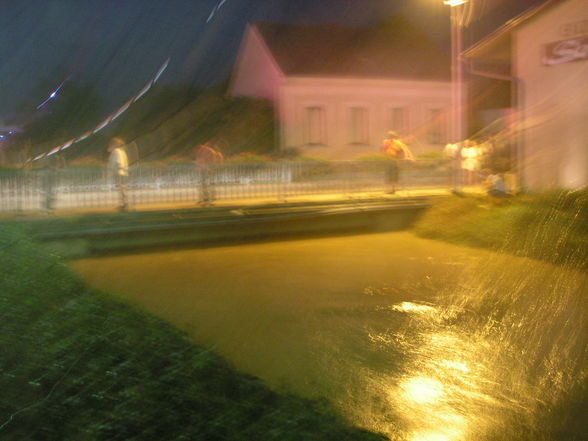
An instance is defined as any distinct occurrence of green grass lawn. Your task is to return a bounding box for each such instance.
[413,189,588,269]
[0,225,384,441]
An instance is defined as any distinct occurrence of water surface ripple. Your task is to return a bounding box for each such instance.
[72,231,587,440]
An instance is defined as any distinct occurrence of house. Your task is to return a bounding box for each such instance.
[229,18,452,159]
[464,0,588,191]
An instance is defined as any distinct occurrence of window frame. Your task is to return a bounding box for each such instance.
[389,107,408,136]
[427,108,444,145]
[304,106,327,146]
[349,106,370,145]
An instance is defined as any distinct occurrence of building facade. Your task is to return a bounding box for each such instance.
[230,21,452,159]
[465,0,588,191]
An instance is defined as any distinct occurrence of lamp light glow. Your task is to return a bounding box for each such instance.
[443,0,467,7]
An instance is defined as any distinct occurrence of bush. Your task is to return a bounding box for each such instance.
[272,147,301,160]
[355,154,394,162]
[0,164,22,171]
[165,154,193,165]
[415,150,445,160]
[294,155,332,163]
[225,152,272,164]
[0,226,384,441]
[67,156,106,169]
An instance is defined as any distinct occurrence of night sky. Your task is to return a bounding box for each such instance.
[0,0,544,124]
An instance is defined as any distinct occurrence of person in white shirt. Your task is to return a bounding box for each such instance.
[460,140,481,186]
[107,137,129,211]
[485,173,507,197]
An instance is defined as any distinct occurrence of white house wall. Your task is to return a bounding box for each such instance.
[279,77,452,159]
[514,0,588,190]
[229,25,284,103]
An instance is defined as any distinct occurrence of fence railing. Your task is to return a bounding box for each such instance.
[0,160,452,212]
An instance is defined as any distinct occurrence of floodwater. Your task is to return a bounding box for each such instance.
[71,231,587,441]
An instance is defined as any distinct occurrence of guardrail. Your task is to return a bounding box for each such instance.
[0,160,452,212]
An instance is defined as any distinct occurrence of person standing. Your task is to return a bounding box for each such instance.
[485,172,507,197]
[381,131,414,194]
[107,137,129,211]
[194,142,224,205]
[39,154,64,211]
[460,140,481,187]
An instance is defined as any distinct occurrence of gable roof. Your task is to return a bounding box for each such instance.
[254,18,450,81]
[464,0,561,60]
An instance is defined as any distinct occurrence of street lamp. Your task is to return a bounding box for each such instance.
[443,0,467,6]
[443,0,468,191]
[444,0,467,143]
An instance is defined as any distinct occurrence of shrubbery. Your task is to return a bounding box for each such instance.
[415,150,445,160]
[67,156,106,168]
[356,154,394,162]
[0,226,384,441]
[224,153,272,164]
[112,92,276,162]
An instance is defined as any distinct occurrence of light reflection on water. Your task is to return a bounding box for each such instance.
[379,301,491,441]
[359,256,586,440]
[71,232,587,440]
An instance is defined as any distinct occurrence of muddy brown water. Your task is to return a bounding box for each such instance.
[72,231,587,441]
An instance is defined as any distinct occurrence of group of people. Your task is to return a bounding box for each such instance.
[443,138,508,197]
[105,130,506,212]
[382,131,508,197]
[107,137,224,211]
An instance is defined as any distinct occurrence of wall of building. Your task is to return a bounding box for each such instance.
[229,26,284,103]
[515,0,588,190]
[279,77,452,159]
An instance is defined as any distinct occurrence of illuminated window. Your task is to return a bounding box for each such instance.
[350,107,369,144]
[389,107,407,135]
[305,106,326,145]
[428,108,443,144]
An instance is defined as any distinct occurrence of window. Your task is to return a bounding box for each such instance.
[428,108,443,144]
[389,107,407,135]
[305,106,326,145]
[350,107,369,144]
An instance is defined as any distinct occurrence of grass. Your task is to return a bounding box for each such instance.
[0,225,385,441]
[412,189,588,269]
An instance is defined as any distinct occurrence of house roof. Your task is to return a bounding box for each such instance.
[254,18,450,81]
[463,0,561,60]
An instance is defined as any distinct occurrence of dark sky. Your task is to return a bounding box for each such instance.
[0,0,544,123]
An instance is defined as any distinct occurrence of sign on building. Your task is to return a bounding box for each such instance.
[543,36,588,65]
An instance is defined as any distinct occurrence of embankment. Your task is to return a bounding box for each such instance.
[4,197,427,258]
[0,225,385,441]
[412,189,588,269]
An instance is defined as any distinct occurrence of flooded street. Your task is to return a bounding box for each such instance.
[72,231,587,440]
